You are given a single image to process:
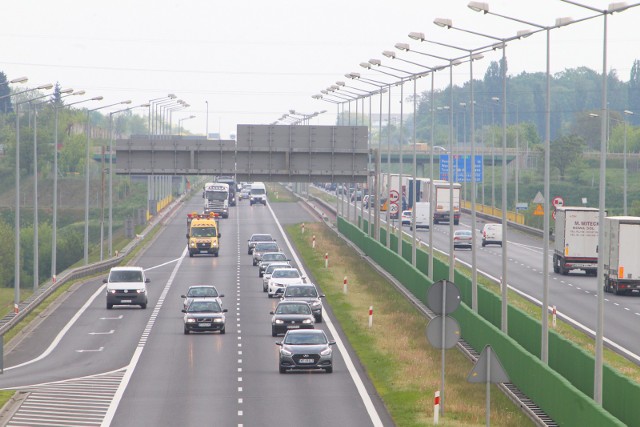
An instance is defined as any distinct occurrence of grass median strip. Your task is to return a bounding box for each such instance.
[287,221,533,427]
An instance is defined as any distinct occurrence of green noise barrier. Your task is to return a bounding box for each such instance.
[340,217,635,426]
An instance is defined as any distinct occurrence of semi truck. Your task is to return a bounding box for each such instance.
[203,182,229,218]
[407,178,461,225]
[553,207,600,276]
[216,176,237,206]
[603,216,640,295]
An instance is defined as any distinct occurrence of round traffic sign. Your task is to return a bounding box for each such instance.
[552,196,564,208]
[389,190,400,204]
[389,203,399,214]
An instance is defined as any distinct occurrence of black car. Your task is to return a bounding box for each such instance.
[270,301,315,336]
[182,298,227,334]
[247,233,275,255]
[276,329,335,373]
[281,283,324,322]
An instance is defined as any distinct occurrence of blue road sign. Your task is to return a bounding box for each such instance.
[440,154,483,182]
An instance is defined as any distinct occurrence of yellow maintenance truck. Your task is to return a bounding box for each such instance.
[186,212,221,257]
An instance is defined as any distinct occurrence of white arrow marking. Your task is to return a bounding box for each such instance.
[76,347,104,353]
[88,330,115,335]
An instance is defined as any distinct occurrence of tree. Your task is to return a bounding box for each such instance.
[51,82,64,107]
[0,219,15,287]
[629,60,640,126]
[550,134,586,181]
[0,71,13,114]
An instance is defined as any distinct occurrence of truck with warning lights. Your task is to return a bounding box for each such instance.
[186,212,221,257]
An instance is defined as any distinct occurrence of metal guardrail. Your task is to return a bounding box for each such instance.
[0,195,186,337]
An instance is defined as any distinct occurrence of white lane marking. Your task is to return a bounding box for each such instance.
[143,257,183,271]
[88,330,115,335]
[267,202,384,427]
[100,315,123,320]
[101,246,187,427]
[76,347,104,353]
[4,285,106,371]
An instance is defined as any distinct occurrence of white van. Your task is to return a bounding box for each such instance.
[250,182,267,205]
[411,202,431,230]
[481,223,503,247]
[104,266,149,309]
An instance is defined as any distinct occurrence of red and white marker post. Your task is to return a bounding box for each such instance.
[434,390,440,424]
[552,305,557,328]
[301,223,305,234]
[368,306,373,328]
[312,235,316,249]
[324,253,329,268]
[343,276,348,294]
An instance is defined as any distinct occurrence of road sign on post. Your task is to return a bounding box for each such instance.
[552,196,564,209]
[389,189,399,204]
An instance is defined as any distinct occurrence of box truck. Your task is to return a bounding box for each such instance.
[603,216,640,295]
[553,207,600,276]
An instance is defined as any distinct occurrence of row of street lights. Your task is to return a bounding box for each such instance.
[313,0,639,411]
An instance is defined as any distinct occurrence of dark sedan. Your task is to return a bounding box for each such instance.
[276,329,335,373]
[182,299,227,334]
[270,301,315,336]
[247,233,275,255]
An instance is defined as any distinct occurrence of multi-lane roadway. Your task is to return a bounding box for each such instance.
[0,197,393,427]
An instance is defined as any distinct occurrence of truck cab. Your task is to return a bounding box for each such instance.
[186,213,221,257]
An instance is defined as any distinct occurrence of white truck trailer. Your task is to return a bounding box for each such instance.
[553,207,600,276]
[603,216,640,295]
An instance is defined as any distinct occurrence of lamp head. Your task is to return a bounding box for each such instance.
[368,59,382,66]
[382,50,396,59]
[121,100,132,105]
[72,90,86,96]
[10,76,28,84]
[451,59,463,66]
[468,1,489,13]
[140,103,150,107]
[37,83,54,90]
[168,93,177,99]
[359,62,372,69]
[609,2,628,13]
[335,81,345,86]
[471,53,484,61]
[408,32,425,41]
[330,85,340,90]
[91,96,104,101]
[60,88,74,94]
[434,18,453,28]
[321,90,329,95]
[517,29,533,39]
[395,42,410,51]
[555,17,573,27]
[624,110,634,116]
[346,72,360,79]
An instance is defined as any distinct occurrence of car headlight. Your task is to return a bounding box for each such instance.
[280,348,292,357]
[189,242,197,248]
[213,318,224,323]
[302,319,313,324]
[212,242,218,248]
[108,290,117,294]
[186,318,196,323]
[136,289,146,294]
[320,348,332,356]
[311,301,322,308]
[274,319,284,324]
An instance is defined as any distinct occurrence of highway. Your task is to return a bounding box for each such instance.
[346,192,640,364]
[0,197,393,427]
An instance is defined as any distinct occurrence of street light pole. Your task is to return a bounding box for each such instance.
[623,110,633,215]
[84,100,131,265]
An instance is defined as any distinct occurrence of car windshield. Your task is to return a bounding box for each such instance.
[286,287,317,298]
[284,332,327,345]
[188,301,221,313]
[255,243,278,251]
[456,231,472,237]
[276,304,311,315]
[251,234,272,242]
[273,270,300,279]
[187,287,218,297]
[109,270,143,282]
[192,227,217,237]
[266,264,288,274]
[205,192,227,201]
[263,253,286,262]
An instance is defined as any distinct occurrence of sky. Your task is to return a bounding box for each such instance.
[2,0,639,138]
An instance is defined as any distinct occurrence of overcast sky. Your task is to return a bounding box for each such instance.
[2,0,639,137]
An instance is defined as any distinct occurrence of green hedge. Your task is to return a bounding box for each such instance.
[341,217,631,426]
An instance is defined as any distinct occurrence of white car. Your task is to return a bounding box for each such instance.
[267,268,306,298]
[262,262,292,292]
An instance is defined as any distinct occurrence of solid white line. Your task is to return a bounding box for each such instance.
[4,285,106,371]
[267,202,384,427]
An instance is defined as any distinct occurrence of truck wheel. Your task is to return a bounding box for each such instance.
[553,256,560,273]
[559,259,568,275]
[189,251,194,258]
[454,219,459,225]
